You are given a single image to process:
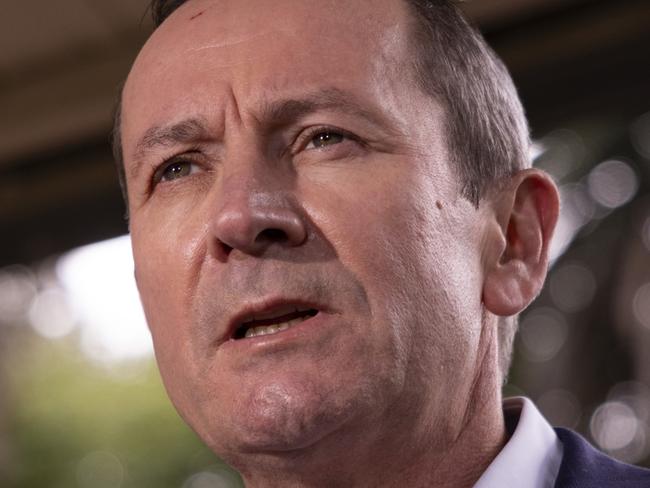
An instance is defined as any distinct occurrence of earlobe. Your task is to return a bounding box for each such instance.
[482,169,560,317]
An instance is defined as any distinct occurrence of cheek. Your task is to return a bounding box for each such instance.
[130,207,209,360]
[306,168,447,302]
[130,215,214,429]
[302,172,431,355]
[304,166,484,369]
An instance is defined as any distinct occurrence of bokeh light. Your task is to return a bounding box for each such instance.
[0,265,37,325]
[549,263,597,313]
[590,401,640,451]
[587,159,638,209]
[76,451,125,488]
[549,183,596,262]
[632,282,650,330]
[519,307,568,362]
[27,286,77,339]
[608,382,650,425]
[590,381,650,464]
[56,235,153,364]
[642,216,650,253]
[530,140,546,162]
[534,129,586,182]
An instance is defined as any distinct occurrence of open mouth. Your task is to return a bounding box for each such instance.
[233,308,319,339]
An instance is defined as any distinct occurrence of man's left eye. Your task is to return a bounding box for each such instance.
[305,131,345,150]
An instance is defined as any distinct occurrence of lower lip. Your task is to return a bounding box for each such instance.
[221,311,329,351]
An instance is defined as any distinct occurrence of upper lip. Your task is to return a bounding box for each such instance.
[222,297,329,343]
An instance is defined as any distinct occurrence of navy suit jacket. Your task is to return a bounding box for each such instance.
[554,428,650,487]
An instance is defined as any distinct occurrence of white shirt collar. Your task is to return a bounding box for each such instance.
[473,397,564,488]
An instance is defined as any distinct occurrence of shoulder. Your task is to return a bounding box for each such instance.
[554,427,650,488]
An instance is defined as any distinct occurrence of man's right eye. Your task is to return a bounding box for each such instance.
[154,160,197,184]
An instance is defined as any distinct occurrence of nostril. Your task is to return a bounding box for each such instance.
[257,228,288,243]
[210,203,307,258]
[211,239,233,261]
[221,241,234,254]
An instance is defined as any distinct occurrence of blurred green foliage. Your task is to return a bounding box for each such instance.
[3,332,243,488]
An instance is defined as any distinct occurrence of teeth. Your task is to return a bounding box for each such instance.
[266,324,279,334]
[243,316,310,338]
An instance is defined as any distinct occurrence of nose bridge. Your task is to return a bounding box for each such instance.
[209,152,307,259]
[217,151,287,216]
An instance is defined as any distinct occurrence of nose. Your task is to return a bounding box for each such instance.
[209,170,308,260]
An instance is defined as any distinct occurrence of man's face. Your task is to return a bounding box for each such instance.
[122,0,493,463]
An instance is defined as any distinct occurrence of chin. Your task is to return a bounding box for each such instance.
[203,379,357,457]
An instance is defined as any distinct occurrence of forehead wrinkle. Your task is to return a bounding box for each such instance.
[186,30,276,53]
[178,28,294,71]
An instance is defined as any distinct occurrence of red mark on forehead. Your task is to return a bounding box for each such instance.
[189,10,205,20]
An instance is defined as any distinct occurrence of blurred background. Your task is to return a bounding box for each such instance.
[1,0,649,486]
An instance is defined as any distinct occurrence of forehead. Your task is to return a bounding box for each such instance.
[135,0,411,73]
[121,0,416,151]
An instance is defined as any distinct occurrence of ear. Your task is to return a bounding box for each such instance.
[482,169,560,316]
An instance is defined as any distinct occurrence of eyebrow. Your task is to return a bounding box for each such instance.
[129,88,399,180]
[257,87,389,129]
[130,117,210,179]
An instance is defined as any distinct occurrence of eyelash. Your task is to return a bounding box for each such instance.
[151,150,203,186]
[294,126,357,153]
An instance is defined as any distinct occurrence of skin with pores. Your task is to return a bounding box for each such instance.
[120,0,559,486]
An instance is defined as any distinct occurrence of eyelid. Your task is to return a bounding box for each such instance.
[292,125,360,154]
[151,150,204,185]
